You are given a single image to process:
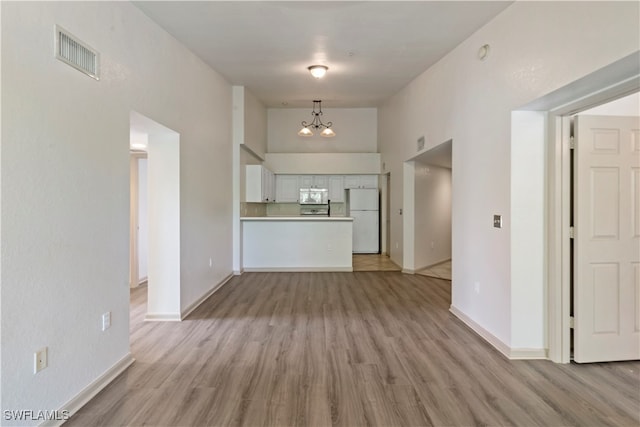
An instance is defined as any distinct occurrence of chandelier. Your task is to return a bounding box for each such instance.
[298,100,335,138]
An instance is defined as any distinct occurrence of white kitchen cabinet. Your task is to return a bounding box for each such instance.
[299,175,328,189]
[328,175,345,203]
[246,165,275,203]
[272,174,373,203]
[313,175,329,189]
[343,175,360,189]
[299,175,313,188]
[275,175,300,203]
[262,167,275,202]
[343,175,378,189]
[359,175,378,189]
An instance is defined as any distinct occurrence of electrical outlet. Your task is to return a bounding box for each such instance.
[209,257,213,268]
[474,282,480,294]
[327,243,333,252]
[34,347,48,374]
[430,241,435,249]
[102,311,111,331]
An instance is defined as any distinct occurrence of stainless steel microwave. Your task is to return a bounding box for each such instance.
[299,188,328,205]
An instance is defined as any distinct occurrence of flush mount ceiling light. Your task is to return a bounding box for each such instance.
[308,65,328,79]
[298,100,335,138]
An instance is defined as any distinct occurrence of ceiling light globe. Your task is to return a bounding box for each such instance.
[298,127,313,137]
[320,128,336,138]
[308,65,328,79]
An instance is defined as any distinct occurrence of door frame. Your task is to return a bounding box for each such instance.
[545,60,639,362]
[129,151,146,288]
[381,172,391,256]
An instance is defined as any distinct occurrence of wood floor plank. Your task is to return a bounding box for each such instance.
[66,272,640,426]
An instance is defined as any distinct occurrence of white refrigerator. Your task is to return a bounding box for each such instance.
[348,189,379,253]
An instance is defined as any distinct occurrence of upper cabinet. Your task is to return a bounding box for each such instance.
[246,165,275,203]
[328,175,345,203]
[276,175,335,202]
[275,175,300,203]
[344,175,378,189]
[270,174,378,203]
[299,175,328,189]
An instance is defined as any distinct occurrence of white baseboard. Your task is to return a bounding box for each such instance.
[42,353,135,427]
[450,305,511,357]
[233,269,243,276]
[144,312,181,322]
[449,305,547,360]
[243,267,353,272]
[509,348,548,359]
[403,258,452,275]
[415,258,452,271]
[181,274,233,319]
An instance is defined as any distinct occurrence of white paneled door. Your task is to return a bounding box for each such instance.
[574,115,640,363]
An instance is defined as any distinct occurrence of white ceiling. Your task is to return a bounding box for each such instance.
[133,1,512,108]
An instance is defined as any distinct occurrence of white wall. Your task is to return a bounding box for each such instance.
[265,153,381,175]
[1,1,232,422]
[244,89,268,159]
[232,86,266,273]
[414,164,452,270]
[268,108,377,153]
[510,111,545,350]
[146,125,181,320]
[378,1,639,350]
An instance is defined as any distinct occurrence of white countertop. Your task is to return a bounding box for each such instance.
[240,216,353,221]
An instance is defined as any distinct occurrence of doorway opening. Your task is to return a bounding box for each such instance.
[512,52,640,363]
[568,93,639,362]
[402,139,453,278]
[129,111,181,322]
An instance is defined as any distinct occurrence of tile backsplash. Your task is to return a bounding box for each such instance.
[267,202,345,217]
[241,202,346,217]
[266,203,300,217]
[241,202,267,217]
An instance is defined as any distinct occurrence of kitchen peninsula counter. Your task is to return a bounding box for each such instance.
[241,216,353,272]
[241,216,353,221]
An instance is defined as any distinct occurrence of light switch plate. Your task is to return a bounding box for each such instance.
[493,215,502,228]
[102,311,111,331]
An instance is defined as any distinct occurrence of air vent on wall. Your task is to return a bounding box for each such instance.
[55,25,99,80]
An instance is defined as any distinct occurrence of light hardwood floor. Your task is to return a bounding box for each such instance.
[352,254,401,272]
[416,260,451,281]
[67,272,639,426]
